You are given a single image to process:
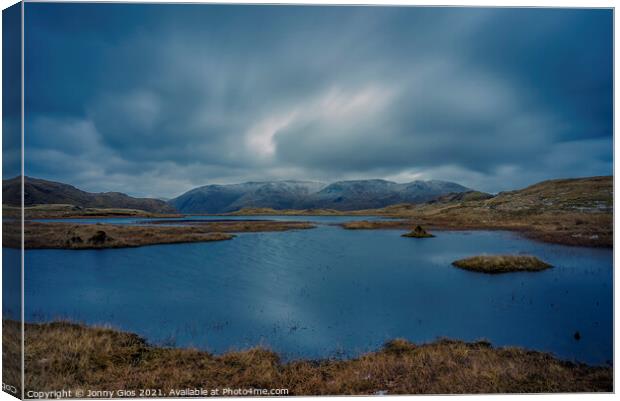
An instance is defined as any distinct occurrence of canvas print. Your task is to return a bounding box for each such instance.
[1,2,614,398]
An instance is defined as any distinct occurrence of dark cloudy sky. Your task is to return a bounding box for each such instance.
[19,4,612,198]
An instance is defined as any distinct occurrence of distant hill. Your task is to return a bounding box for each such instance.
[170,179,471,213]
[484,175,613,213]
[382,176,612,215]
[171,181,326,213]
[3,176,177,214]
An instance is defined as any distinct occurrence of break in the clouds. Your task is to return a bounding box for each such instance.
[20,4,612,198]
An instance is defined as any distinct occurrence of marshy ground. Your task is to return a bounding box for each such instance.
[3,320,612,396]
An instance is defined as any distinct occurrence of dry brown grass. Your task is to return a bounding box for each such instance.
[5,220,316,250]
[2,320,22,396]
[3,222,234,249]
[2,321,610,396]
[452,255,552,274]
[340,206,611,248]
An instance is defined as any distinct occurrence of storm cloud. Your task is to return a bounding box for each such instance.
[22,4,612,198]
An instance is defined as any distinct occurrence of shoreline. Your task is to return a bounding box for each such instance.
[3,220,315,250]
[5,320,612,395]
[338,218,612,248]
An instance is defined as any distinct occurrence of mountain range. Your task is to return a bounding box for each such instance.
[3,177,472,214]
[170,179,471,213]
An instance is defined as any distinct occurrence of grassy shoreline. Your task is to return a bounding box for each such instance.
[3,221,315,249]
[3,320,612,396]
[6,212,609,249]
[338,214,612,248]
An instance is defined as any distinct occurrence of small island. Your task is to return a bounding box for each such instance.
[452,255,552,274]
[402,225,435,238]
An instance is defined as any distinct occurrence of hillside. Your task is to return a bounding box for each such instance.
[484,176,612,213]
[418,176,612,215]
[2,176,176,214]
[342,176,613,247]
[171,179,471,213]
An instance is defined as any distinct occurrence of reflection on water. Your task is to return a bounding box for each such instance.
[7,218,613,364]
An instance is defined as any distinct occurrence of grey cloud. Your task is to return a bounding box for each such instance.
[23,5,612,197]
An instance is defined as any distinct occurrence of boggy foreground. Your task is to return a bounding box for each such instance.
[3,321,612,396]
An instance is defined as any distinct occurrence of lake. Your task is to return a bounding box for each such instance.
[4,216,613,365]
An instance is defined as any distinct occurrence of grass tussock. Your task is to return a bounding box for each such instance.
[452,255,552,274]
[4,320,611,396]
